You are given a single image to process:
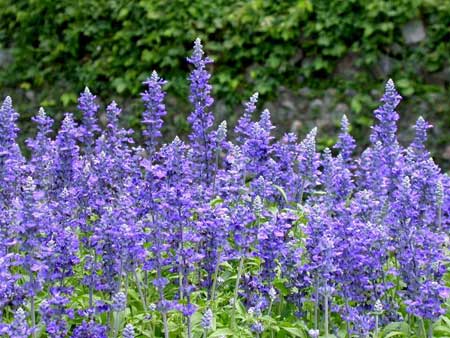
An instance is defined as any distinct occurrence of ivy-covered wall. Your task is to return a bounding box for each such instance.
[0,0,449,168]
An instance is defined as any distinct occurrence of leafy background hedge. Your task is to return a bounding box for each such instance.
[0,0,449,169]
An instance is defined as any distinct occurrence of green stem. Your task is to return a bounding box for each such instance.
[209,251,221,306]
[375,314,379,338]
[420,318,426,338]
[162,312,169,338]
[133,269,147,311]
[212,146,221,195]
[29,271,36,338]
[438,205,442,230]
[187,315,192,338]
[231,256,245,330]
[113,311,120,338]
[324,294,329,336]
[344,297,351,338]
[427,320,433,338]
[268,300,274,338]
[314,279,319,330]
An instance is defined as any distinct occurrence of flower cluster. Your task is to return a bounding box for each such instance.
[0,39,448,337]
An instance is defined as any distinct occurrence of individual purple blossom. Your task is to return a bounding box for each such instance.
[141,71,167,156]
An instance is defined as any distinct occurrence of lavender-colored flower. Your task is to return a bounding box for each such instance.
[187,38,216,185]
[296,127,320,202]
[370,79,401,146]
[78,87,100,151]
[242,109,275,178]
[334,114,355,166]
[250,321,264,334]
[235,92,259,143]
[40,289,74,338]
[200,308,213,330]
[122,323,135,338]
[53,113,80,193]
[0,41,449,338]
[26,107,56,191]
[141,71,167,155]
[216,120,227,144]
[71,320,107,338]
[7,308,32,338]
[112,291,127,312]
[0,96,24,199]
[308,329,320,338]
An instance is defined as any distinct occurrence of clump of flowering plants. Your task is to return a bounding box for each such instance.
[0,38,449,338]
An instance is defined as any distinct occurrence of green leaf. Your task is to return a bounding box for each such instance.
[280,326,307,337]
[273,184,288,203]
[381,321,410,337]
[209,328,235,337]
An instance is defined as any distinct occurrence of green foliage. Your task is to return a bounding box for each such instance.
[0,0,449,169]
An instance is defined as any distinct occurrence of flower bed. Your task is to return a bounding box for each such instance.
[0,39,448,338]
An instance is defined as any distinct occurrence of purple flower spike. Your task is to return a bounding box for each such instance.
[187,38,216,185]
[78,87,100,151]
[141,71,168,156]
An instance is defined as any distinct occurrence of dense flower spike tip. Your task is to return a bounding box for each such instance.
[112,291,127,312]
[78,86,100,150]
[334,114,356,164]
[141,70,168,155]
[217,121,227,143]
[201,308,213,330]
[370,78,402,145]
[6,308,32,337]
[122,324,135,338]
[106,101,121,126]
[0,96,20,149]
[246,92,259,112]
[236,92,260,141]
[410,116,433,154]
